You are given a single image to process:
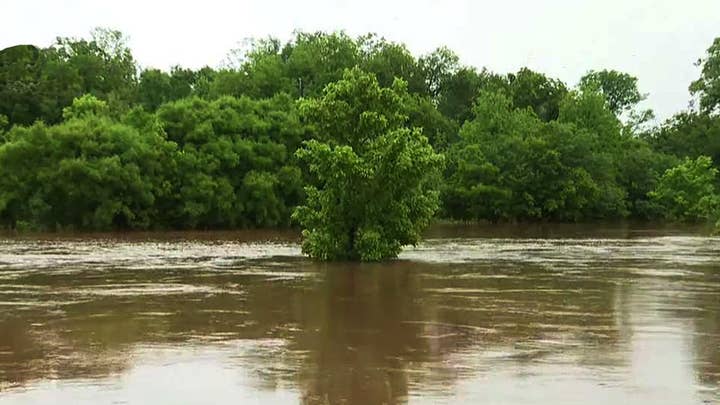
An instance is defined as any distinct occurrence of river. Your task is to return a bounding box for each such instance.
[0,224,718,404]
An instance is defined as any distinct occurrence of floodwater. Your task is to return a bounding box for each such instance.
[0,224,718,404]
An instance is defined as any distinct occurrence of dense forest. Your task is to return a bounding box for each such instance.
[1,28,719,233]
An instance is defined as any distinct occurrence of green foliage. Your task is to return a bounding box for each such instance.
[62,94,110,120]
[442,90,627,222]
[615,137,678,218]
[0,45,44,126]
[418,47,460,99]
[137,67,198,111]
[645,37,720,199]
[690,37,720,114]
[0,97,174,230]
[285,32,361,98]
[1,28,717,240]
[156,94,305,228]
[0,91,306,231]
[648,111,720,165]
[404,94,458,150]
[0,29,138,127]
[507,68,568,122]
[358,34,425,92]
[52,28,137,98]
[436,68,506,125]
[579,70,646,116]
[649,156,720,222]
[47,28,138,116]
[293,69,443,261]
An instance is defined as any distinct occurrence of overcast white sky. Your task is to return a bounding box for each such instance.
[3,0,720,121]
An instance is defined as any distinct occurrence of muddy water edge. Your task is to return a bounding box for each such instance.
[0,224,718,404]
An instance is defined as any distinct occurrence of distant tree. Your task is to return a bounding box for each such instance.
[418,47,460,99]
[293,68,443,261]
[437,67,507,125]
[50,28,138,111]
[284,31,360,98]
[137,66,196,110]
[0,95,175,230]
[137,69,170,109]
[404,94,458,150]
[0,29,139,126]
[507,68,568,121]
[579,70,646,115]
[62,94,110,120]
[442,87,637,222]
[0,45,46,126]
[156,93,305,228]
[614,136,677,218]
[228,37,294,98]
[690,37,720,114]
[649,156,720,222]
[443,91,614,222]
[358,34,424,92]
[647,111,720,167]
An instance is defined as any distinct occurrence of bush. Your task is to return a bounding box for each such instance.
[649,156,720,222]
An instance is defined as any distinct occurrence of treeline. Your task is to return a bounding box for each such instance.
[0,28,719,230]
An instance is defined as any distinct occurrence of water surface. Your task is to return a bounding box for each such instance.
[0,224,718,404]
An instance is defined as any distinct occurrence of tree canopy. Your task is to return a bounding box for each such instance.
[649,156,720,222]
[1,28,719,249]
[690,37,720,115]
[292,69,443,261]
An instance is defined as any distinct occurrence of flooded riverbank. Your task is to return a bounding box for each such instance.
[0,225,718,404]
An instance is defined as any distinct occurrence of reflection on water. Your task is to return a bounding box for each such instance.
[0,225,718,404]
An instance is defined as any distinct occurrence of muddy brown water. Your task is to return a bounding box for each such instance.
[0,224,718,404]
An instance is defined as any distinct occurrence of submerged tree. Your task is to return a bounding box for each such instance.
[293,68,444,261]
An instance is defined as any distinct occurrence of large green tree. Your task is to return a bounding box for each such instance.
[293,68,443,261]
